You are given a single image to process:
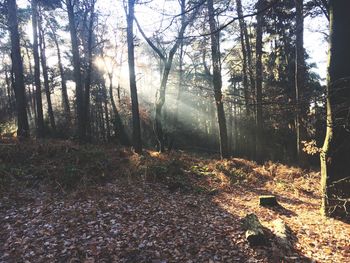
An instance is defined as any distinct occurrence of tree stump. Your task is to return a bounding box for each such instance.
[243,213,266,246]
[259,195,278,207]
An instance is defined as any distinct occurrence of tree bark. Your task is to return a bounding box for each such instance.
[8,0,30,138]
[255,0,264,163]
[155,56,176,152]
[24,42,37,122]
[153,3,189,152]
[48,19,71,125]
[102,83,111,141]
[236,0,254,115]
[173,0,186,132]
[243,213,266,246]
[38,13,56,132]
[66,0,85,141]
[238,24,250,117]
[5,68,15,115]
[135,0,197,152]
[207,0,229,159]
[31,0,44,137]
[320,0,350,218]
[295,0,308,166]
[83,0,96,140]
[127,0,142,153]
[108,75,129,145]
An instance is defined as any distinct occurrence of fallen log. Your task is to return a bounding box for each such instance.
[272,218,293,250]
[259,195,278,207]
[243,213,266,246]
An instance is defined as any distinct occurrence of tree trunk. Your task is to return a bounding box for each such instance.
[66,0,85,141]
[155,58,174,152]
[48,20,71,125]
[135,0,197,152]
[103,83,111,141]
[236,0,254,116]
[239,26,250,117]
[154,15,188,151]
[38,13,56,132]
[127,0,143,153]
[10,67,17,113]
[255,0,264,163]
[272,219,293,248]
[233,82,239,155]
[320,0,350,218]
[97,86,106,141]
[228,101,233,154]
[5,68,15,116]
[8,0,29,138]
[31,0,44,137]
[243,213,266,246]
[207,0,229,158]
[5,69,11,114]
[236,7,251,157]
[295,0,307,166]
[108,75,129,145]
[23,41,36,119]
[173,0,185,131]
[84,1,96,140]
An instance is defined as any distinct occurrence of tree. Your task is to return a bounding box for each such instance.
[295,0,308,165]
[135,0,199,152]
[38,9,56,132]
[173,0,186,132]
[236,0,254,116]
[31,0,45,137]
[320,0,350,218]
[207,0,229,158]
[66,0,85,141]
[47,16,71,125]
[7,0,30,138]
[83,0,97,140]
[126,0,142,153]
[255,0,264,163]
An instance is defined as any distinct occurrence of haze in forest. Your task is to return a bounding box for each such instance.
[0,0,349,261]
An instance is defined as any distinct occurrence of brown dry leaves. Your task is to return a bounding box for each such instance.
[0,141,349,262]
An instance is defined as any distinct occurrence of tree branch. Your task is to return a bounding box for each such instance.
[182,0,279,39]
[134,16,166,61]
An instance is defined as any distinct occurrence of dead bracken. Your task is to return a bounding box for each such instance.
[0,140,349,262]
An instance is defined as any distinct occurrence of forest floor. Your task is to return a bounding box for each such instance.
[0,140,349,263]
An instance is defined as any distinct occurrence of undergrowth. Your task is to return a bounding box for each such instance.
[0,140,113,191]
[0,139,320,198]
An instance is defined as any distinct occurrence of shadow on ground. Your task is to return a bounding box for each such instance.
[0,181,315,262]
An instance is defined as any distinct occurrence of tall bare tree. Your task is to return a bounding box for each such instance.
[207,0,229,158]
[135,0,200,152]
[38,11,56,132]
[236,0,254,116]
[83,0,97,140]
[126,0,142,153]
[47,17,71,124]
[255,0,264,163]
[295,0,307,165]
[31,0,45,137]
[7,0,30,138]
[66,0,85,141]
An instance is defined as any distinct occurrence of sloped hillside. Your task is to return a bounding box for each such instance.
[0,140,349,262]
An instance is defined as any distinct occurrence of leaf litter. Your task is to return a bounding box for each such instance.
[0,140,349,262]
